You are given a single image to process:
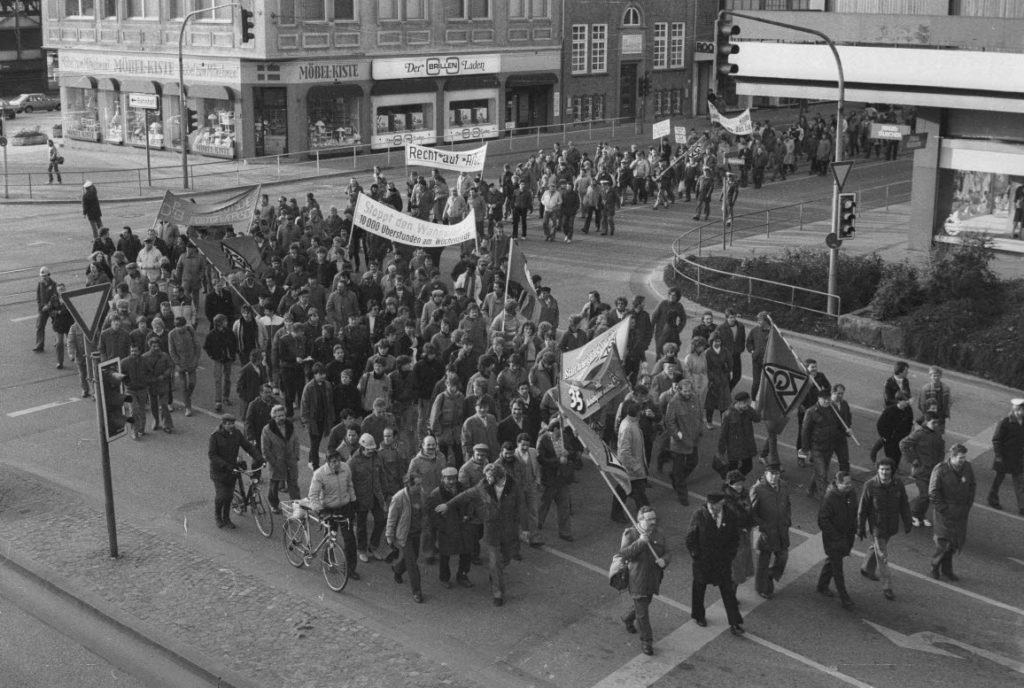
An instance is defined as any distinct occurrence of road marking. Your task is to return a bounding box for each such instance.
[27,241,55,246]
[9,315,36,323]
[865,620,1024,674]
[1010,557,1024,568]
[746,633,877,688]
[6,397,81,417]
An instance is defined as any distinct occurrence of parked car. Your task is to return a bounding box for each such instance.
[0,99,15,120]
[9,93,61,114]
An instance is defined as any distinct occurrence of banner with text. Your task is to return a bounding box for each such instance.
[652,118,672,140]
[155,185,261,228]
[353,193,476,247]
[708,102,753,136]
[405,142,488,173]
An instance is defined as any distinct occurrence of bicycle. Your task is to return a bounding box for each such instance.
[231,468,273,538]
[281,502,350,592]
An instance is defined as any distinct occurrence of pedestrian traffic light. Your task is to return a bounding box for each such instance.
[715,15,740,77]
[186,108,199,134]
[240,8,255,44]
[97,358,131,442]
[838,192,857,239]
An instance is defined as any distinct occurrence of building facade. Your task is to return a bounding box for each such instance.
[723,1,1024,258]
[43,0,561,159]
[1,1,46,97]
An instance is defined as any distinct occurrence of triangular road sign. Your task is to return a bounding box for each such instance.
[830,160,855,192]
[61,283,111,344]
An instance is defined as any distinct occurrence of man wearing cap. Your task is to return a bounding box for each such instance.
[928,443,976,581]
[857,457,911,600]
[428,466,475,588]
[816,471,858,609]
[988,398,1024,514]
[717,391,761,477]
[136,233,164,282]
[308,451,360,580]
[208,414,260,528]
[750,457,791,599]
[33,267,58,353]
[300,362,335,470]
[801,387,846,499]
[665,378,704,505]
[687,493,745,635]
[348,433,387,563]
[901,412,945,527]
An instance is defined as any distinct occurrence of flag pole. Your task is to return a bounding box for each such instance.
[191,242,255,312]
[503,237,515,336]
[765,314,859,445]
[590,444,660,561]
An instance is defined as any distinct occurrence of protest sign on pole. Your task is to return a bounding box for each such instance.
[652,118,672,140]
[405,142,488,173]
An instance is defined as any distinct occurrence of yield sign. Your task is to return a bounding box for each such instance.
[830,160,855,192]
[60,283,111,344]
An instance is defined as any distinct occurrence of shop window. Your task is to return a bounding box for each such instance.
[594,95,604,120]
[571,25,587,74]
[127,0,158,18]
[161,95,183,150]
[653,22,667,70]
[255,87,288,156]
[101,91,123,144]
[65,88,100,142]
[672,89,683,114]
[127,99,164,149]
[191,98,236,158]
[375,102,432,136]
[591,24,607,73]
[168,0,184,19]
[308,86,361,150]
[333,0,355,21]
[65,0,94,16]
[622,6,640,26]
[446,92,497,141]
[102,0,117,18]
[942,169,1022,240]
[510,0,548,19]
[653,90,663,117]
[670,23,685,68]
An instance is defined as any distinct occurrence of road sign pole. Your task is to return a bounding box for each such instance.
[91,349,119,558]
[144,109,152,187]
[2,141,7,199]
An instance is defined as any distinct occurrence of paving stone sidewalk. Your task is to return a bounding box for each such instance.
[0,464,477,688]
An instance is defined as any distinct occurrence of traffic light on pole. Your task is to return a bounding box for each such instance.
[639,73,650,97]
[838,192,857,239]
[186,108,199,134]
[97,358,131,442]
[240,8,255,44]
[715,16,740,77]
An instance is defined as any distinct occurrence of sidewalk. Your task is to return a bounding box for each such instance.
[0,463,477,688]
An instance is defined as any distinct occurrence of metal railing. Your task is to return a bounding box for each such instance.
[1,116,639,200]
[670,179,912,318]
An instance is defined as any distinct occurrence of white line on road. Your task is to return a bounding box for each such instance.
[6,397,81,417]
[1008,557,1024,568]
[9,315,36,323]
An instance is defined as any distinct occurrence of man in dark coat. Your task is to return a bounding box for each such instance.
[348,433,388,563]
[624,295,653,385]
[989,398,1024,514]
[686,493,744,635]
[872,391,914,469]
[816,472,858,608]
[619,505,671,655]
[750,458,790,599]
[801,388,845,499]
[857,457,911,600]
[300,362,335,469]
[208,414,260,528]
[650,288,686,358]
[928,444,976,581]
[427,467,474,589]
[33,266,58,353]
[718,391,761,476]
[715,308,746,391]
[901,412,945,527]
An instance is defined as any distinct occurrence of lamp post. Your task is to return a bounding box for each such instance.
[179,3,240,189]
[717,11,845,315]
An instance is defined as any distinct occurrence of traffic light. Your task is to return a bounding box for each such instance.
[186,108,199,134]
[97,358,131,442]
[639,73,650,98]
[715,16,740,77]
[838,192,857,239]
[240,8,255,44]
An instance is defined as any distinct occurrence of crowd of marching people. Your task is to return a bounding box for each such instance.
[30,102,1014,656]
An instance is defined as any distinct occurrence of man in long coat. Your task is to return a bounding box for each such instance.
[686,493,744,635]
[928,444,976,581]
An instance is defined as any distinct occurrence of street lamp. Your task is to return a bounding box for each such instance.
[179,3,241,189]
[717,11,845,316]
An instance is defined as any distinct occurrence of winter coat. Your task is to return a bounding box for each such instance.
[857,476,911,540]
[818,484,858,557]
[617,416,648,480]
[723,483,754,530]
[718,405,761,463]
[619,525,671,597]
[929,460,976,549]
[704,345,732,413]
[686,506,739,586]
[750,478,791,552]
[347,448,387,510]
[407,451,448,498]
[168,325,201,371]
[664,393,703,454]
[386,487,426,548]
[300,379,335,436]
[261,420,300,482]
[900,424,945,481]
[801,403,846,454]
[427,485,475,555]
[203,327,237,364]
[208,427,257,481]
[991,414,1024,475]
[447,477,520,546]
[876,404,914,460]
[461,413,499,461]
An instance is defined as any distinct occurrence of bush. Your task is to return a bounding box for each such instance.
[923,232,1003,315]
[12,125,42,138]
[870,261,925,320]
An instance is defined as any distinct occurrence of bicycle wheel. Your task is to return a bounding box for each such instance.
[282,519,307,568]
[321,539,349,592]
[252,489,273,538]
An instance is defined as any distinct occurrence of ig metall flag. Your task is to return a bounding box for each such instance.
[755,323,812,435]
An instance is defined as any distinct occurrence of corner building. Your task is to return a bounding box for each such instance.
[45,0,561,159]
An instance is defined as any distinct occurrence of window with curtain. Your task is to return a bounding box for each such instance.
[571,25,588,74]
[591,24,607,73]
[653,22,667,69]
[670,22,685,68]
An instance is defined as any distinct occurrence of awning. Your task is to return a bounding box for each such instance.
[119,78,161,95]
[371,78,437,96]
[505,73,558,88]
[98,77,121,91]
[187,84,236,101]
[443,75,500,91]
[64,75,98,89]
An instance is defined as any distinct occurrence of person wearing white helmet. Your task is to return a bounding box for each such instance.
[349,433,387,563]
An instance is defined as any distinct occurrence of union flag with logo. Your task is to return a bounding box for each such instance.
[755,323,812,434]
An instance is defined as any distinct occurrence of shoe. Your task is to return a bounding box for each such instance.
[692,215,701,220]
[883,589,895,601]
[223,520,237,529]
[988,499,1002,510]
[840,598,855,610]
[758,455,767,467]
[393,568,403,584]
[492,597,504,607]
[358,550,369,563]
[224,399,233,406]
[678,495,690,506]
[132,432,142,441]
[348,570,360,581]
[216,520,224,528]
[730,625,745,637]
[271,507,283,515]
[624,619,638,634]
[694,618,707,627]
[704,422,714,430]
[758,591,773,600]
[860,569,880,582]
[922,518,933,527]
[413,592,424,603]
[184,407,192,417]
[797,450,808,461]
[559,534,574,542]
[529,541,545,548]
[82,391,92,399]
[457,577,474,589]
[307,462,315,472]
[641,642,653,655]
[817,587,835,598]
[214,403,223,413]
[944,571,959,582]
[163,426,173,434]
[152,424,162,432]
[512,552,523,561]
[929,565,940,579]
[56,363,64,370]
[440,580,453,589]
[911,517,923,527]
[32,347,44,353]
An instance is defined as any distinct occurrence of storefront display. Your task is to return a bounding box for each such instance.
[161,95,183,150]
[101,90,123,145]
[443,88,499,143]
[371,93,436,150]
[307,86,361,151]
[941,168,1021,240]
[127,102,164,149]
[254,87,288,157]
[65,88,100,142]
[191,98,236,158]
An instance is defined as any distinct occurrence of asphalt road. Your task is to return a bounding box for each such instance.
[1,152,1023,688]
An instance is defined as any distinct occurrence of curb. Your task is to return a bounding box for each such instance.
[0,530,266,688]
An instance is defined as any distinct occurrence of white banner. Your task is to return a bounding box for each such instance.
[353,194,476,247]
[674,126,688,144]
[652,118,672,140]
[708,102,753,136]
[405,142,488,172]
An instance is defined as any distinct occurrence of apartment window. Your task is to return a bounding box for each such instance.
[127,0,159,18]
[380,0,425,20]
[653,22,667,70]
[333,0,355,20]
[452,0,491,20]
[591,24,607,73]
[195,0,230,19]
[510,0,548,19]
[571,24,588,74]
[64,0,94,16]
[300,0,326,20]
[669,22,685,68]
[724,0,809,8]
[168,0,184,19]
[622,6,640,26]
[102,0,117,17]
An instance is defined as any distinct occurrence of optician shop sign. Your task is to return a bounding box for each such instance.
[373,54,501,80]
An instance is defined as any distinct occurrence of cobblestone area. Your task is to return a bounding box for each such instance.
[0,465,477,688]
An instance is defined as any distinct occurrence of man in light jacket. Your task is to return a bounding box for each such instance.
[261,404,300,514]
[612,401,649,524]
[387,472,427,603]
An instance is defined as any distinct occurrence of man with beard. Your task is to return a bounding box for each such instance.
[261,404,300,514]
[427,467,475,588]
[664,378,704,505]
